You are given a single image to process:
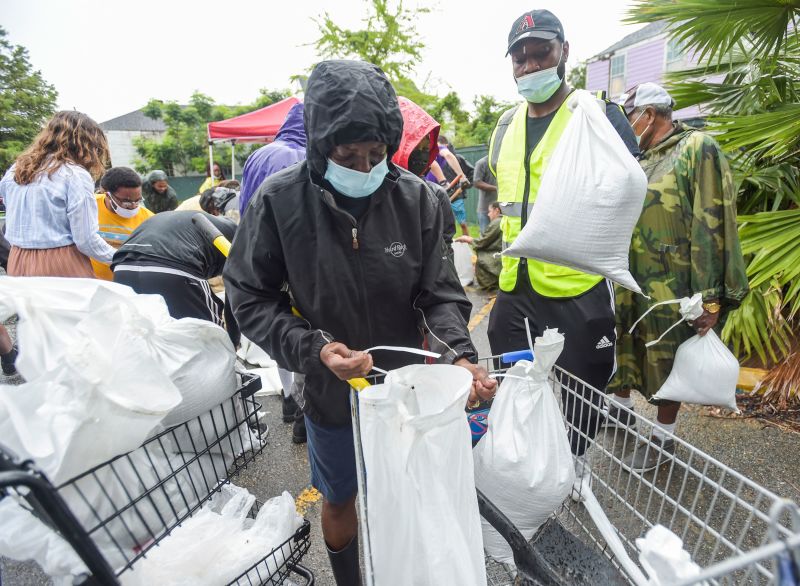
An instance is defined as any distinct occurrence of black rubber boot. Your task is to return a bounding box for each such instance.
[326,536,362,586]
[282,394,299,423]
[292,410,307,444]
[1,345,17,376]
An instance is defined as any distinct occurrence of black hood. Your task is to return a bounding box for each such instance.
[303,60,404,179]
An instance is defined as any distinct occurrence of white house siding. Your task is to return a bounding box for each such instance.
[106,130,164,169]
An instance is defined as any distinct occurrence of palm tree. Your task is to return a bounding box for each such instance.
[628,0,800,405]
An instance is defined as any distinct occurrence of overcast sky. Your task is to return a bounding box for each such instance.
[2,0,643,123]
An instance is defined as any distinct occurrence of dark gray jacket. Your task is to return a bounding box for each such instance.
[224,60,476,426]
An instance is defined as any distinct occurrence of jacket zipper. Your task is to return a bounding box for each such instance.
[319,189,373,349]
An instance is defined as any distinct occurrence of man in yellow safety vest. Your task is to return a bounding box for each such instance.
[487,9,640,457]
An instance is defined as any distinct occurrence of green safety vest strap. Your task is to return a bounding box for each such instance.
[489,107,518,178]
[492,96,603,298]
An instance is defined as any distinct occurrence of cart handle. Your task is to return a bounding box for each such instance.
[500,350,534,364]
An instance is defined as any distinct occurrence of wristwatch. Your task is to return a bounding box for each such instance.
[702,301,721,314]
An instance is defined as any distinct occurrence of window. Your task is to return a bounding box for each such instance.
[666,37,689,71]
[609,54,626,97]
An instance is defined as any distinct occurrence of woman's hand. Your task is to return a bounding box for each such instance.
[455,358,498,408]
[320,342,373,380]
[455,235,474,244]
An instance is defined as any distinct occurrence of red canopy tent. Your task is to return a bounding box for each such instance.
[206,96,301,179]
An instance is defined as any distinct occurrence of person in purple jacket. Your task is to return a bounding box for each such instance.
[239,102,307,217]
[239,101,308,443]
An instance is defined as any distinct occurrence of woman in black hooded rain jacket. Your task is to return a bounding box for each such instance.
[224,60,495,586]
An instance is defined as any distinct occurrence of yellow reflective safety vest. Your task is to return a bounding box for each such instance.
[488,98,603,298]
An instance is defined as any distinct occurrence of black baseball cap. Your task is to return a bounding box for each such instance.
[506,9,565,55]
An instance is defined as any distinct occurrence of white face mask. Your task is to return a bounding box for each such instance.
[630,110,653,148]
[108,193,141,218]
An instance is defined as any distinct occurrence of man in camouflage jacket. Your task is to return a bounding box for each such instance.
[607,83,748,471]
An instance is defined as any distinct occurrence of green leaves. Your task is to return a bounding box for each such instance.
[311,0,428,80]
[739,209,800,315]
[0,27,58,170]
[133,89,290,176]
[722,281,794,365]
[627,0,800,67]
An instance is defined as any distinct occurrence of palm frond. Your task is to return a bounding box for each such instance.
[738,209,800,319]
[722,283,794,365]
[627,0,800,66]
[735,161,800,213]
[713,104,800,160]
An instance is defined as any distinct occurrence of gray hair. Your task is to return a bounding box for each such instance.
[634,103,673,118]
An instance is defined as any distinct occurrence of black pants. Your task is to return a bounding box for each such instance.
[114,266,224,325]
[488,272,616,456]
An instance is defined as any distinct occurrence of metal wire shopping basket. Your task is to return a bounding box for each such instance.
[350,354,800,586]
[0,372,314,585]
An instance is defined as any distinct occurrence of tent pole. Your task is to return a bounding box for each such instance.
[208,142,214,191]
[231,141,236,181]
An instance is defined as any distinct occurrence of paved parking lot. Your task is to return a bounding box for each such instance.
[1,284,798,585]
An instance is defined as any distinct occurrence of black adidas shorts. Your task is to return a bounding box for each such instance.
[488,270,616,456]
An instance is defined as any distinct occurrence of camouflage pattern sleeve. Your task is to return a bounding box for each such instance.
[686,132,749,309]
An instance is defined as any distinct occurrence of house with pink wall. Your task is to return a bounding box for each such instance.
[586,21,702,120]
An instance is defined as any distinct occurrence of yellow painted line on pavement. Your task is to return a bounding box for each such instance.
[295,486,322,515]
[468,296,495,332]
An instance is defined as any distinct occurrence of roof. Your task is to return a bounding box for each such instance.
[99,109,167,132]
[591,21,669,60]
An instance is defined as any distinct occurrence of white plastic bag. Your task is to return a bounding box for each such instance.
[0,336,181,484]
[237,335,284,396]
[0,499,88,584]
[0,276,238,427]
[0,277,166,378]
[503,90,648,293]
[453,241,475,287]
[632,294,740,412]
[121,484,303,586]
[359,364,486,586]
[473,328,575,563]
[637,525,704,586]
[654,330,739,411]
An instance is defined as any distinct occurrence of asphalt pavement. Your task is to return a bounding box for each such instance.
[2,284,799,585]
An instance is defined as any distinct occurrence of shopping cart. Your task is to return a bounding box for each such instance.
[0,372,315,585]
[350,354,800,586]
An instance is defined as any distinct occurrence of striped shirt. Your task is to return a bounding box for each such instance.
[1,163,116,263]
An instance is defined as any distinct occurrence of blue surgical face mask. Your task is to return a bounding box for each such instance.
[324,156,389,198]
[516,47,564,104]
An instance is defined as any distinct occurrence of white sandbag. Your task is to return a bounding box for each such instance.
[359,364,486,586]
[0,277,169,378]
[637,525,703,586]
[452,241,475,287]
[0,276,237,427]
[632,294,740,412]
[0,337,180,484]
[121,484,303,586]
[503,90,648,293]
[654,330,739,412]
[473,328,575,564]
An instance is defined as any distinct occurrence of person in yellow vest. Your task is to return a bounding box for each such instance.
[487,9,640,458]
[91,167,154,280]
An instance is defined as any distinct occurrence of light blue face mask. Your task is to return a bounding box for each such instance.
[515,48,564,104]
[324,156,389,198]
